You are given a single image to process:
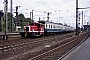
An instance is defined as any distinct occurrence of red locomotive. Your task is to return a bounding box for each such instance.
[20,22,44,37]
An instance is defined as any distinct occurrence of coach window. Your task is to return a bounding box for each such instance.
[49,25,50,28]
[53,25,55,28]
[46,24,47,28]
[51,25,52,28]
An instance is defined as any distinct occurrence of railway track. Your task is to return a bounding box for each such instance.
[0,33,75,60]
[29,32,89,60]
[0,33,74,52]
[0,32,74,46]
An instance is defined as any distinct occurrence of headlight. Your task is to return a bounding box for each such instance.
[24,27,26,32]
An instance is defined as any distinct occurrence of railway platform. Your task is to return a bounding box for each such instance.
[62,36,90,60]
[0,32,20,40]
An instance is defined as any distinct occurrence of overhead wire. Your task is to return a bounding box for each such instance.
[12,0,75,20]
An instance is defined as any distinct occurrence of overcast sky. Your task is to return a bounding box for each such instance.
[0,0,90,28]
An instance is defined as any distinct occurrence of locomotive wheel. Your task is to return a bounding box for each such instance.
[3,35,8,40]
[0,36,2,40]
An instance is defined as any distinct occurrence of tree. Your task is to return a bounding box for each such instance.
[7,12,13,31]
[18,13,34,29]
[1,12,35,32]
[1,12,15,32]
[18,13,25,29]
[25,18,34,24]
[1,16,5,32]
[0,11,4,31]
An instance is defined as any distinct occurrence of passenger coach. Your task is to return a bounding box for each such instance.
[38,20,74,35]
[38,20,64,35]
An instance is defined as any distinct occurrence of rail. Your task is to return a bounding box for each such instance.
[29,32,89,60]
